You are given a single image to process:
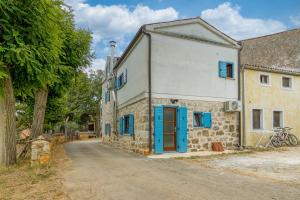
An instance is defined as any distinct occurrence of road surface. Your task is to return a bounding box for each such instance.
[62,140,300,200]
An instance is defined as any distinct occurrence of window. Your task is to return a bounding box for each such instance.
[105,91,110,103]
[105,123,111,135]
[116,69,127,90]
[282,76,292,88]
[273,111,283,128]
[252,109,263,130]
[226,63,233,78]
[219,61,234,79]
[124,115,130,134]
[119,114,134,135]
[193,112,203,127]
[193,112,212,128]
[260,74,270,85]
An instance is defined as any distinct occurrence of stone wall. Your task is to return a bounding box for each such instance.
[101,84,115,138]
[103,97,240,154]
[152,98,240,151]
[103,98,150,154]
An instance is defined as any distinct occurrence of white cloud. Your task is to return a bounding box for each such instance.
[201,2,287,40]
[290,16,300,26]
[65,0,178,71]
[65,0,178,43]
[90,58,106,71]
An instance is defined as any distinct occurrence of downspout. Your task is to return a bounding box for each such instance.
[143,28,152,154]
[237,42,244,148]
[241,65,246,148]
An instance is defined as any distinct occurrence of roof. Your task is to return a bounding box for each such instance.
[240,28,300,69]
[242,64,300,76]
[114,17,240,70]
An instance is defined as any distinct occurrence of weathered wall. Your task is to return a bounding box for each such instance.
[101,81,115,136]
[241,29,300,68]
[104,97,239,153]
[116,35,149,106]
[103,98,150,154]
[243,68,300,146]
[151,32,239,102]
[152,98,239,151]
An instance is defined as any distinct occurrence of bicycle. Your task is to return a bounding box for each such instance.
[270,127,298,147]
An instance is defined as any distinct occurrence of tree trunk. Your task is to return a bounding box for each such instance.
[31,88,48,139]
[0,73,16,166]
[94,113,100,137]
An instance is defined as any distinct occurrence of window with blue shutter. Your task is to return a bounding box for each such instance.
[119,117,123,135]
[203,112,212,128]
[128,114,134,135]
[177,107,187,153]
[124,69,128,84]
[193,112,203,127]
[154,106,164,154]
[219,61,234,79]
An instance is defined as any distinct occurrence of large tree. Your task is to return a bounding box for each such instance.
[0,0,67,166]
[31,8,93,138]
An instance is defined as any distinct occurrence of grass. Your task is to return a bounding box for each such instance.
[0,145,67,200]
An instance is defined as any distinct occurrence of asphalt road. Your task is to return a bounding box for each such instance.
[63,140,300,200]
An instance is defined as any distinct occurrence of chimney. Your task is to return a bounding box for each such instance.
[109,41,116,74]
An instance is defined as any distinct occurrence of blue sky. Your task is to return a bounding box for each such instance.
[65,0,300,71]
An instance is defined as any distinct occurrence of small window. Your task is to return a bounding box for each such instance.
[226,63,233,78]
[260,74,269,85]
[273,111,283,128]
[252,109,263,130]
[219,61,234,79]
[282,76,292,88]
[193,112,203,127]
[124,115,130,134]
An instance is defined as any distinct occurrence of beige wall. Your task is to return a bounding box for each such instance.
[243,68,300,146]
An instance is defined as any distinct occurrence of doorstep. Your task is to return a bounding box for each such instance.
[147,150,242,159]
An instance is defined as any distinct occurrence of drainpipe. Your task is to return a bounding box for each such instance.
[143,28,152,154]
[238,42,244,148]
[241,66,246,148]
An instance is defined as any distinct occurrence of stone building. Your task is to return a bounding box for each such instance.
[101,17,242,154]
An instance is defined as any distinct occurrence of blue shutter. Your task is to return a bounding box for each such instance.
[124,69,127,84]
[115,77,118,89]
[117,77,120,90]
[177,107,187,153]
[231,63,235,78]
[219,61,227,78]
[203,112,212,128]
[154,106,163,154]
[119,117,123,135]
[128,114,134,135]
[122,116,125,134]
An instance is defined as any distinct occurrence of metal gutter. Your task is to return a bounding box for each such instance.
[143,29,153,154]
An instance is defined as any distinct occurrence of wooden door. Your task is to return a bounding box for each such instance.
[163,107,177,151]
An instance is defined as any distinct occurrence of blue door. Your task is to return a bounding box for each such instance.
[154,106,163,154]
[177,107,187,153]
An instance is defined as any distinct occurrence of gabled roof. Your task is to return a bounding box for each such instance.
[240,28,300,69]
[242,64,300,76]
[114,17,240,70]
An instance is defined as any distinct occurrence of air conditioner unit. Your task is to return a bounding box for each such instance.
[224,101,241,112]
[107,77,115,90]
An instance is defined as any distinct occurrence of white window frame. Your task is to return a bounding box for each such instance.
[272,109,284,129]
[251,108,264,131]
[259,73,271,86]
[281,75,293,90]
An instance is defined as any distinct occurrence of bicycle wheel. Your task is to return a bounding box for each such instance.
[270,135,282,148]
[288,134,298,146]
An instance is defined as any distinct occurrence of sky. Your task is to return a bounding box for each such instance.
[64,0,300,71]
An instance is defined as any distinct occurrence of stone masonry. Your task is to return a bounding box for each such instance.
[152,98,239,151]
[103,97,239,154]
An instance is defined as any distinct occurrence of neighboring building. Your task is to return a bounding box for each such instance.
[240,29,300,147]
[101,17,241,154]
